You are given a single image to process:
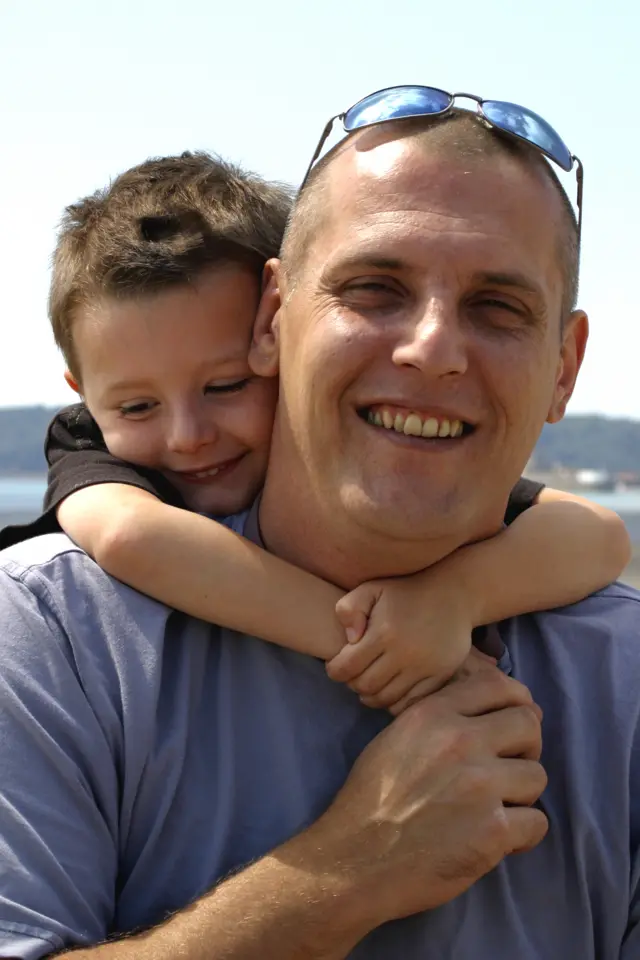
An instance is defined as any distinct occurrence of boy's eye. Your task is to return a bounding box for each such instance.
[119,400,157,417]
[205,378,252,394]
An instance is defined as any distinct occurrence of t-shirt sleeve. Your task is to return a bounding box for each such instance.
[623,896,640,959]
[623,668,640,959]
[504,477,545,526]
[0,405,186,551]
[0,564,119,957]
[45,403,185,512]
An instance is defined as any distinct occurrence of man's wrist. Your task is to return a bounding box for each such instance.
[268,815,382,950]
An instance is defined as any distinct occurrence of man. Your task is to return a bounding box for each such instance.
[0,91,638,958]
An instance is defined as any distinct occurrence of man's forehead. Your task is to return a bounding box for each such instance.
[324,135,558,221]
[314,136,564,267]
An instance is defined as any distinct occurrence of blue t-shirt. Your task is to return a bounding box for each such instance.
[0,522,639,958]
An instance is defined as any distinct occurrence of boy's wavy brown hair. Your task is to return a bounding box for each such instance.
[50,151,293,380]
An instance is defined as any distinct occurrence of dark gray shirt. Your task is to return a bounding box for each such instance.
[0,520,639,958]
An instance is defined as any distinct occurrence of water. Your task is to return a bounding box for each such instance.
[1,476,640,537]
[0,477,48,513]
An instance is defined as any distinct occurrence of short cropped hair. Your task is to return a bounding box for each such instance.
[283,110,579,319]
[50,151,293,379]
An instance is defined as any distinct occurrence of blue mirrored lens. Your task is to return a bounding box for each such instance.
[344,86,451,131]
[482,100,572,171]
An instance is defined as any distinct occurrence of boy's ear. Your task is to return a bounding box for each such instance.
[64,370,81,395]
[249,259,282,378]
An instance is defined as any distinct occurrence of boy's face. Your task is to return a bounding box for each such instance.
[69,264,278,516]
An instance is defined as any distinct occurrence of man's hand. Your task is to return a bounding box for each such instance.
[307,666,548,928]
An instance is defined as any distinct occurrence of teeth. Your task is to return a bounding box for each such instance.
[365,407,468,440]
[403,414,423,437]
[382,410,394,429]
[193,467,220,479]
[422,418,439,438]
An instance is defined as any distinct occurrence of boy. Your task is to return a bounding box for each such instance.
[2,151,630,711]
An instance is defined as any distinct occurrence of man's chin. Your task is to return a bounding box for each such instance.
[341,485,471,544]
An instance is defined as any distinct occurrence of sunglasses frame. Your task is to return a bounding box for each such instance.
[302,84,583,244]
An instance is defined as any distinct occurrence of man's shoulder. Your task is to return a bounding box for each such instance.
[0,531,85,572]
[0,531,115,596]
[544,579,640,633]
[0,532,169,634]
[508,582,640,710]
[520,580,640,642]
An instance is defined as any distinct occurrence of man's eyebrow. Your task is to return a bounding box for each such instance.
[325,254,405,274]
[474,271,544,298]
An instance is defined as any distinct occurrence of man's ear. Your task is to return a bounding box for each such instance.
[250,258,283,378]
[546,310,589,424]
[64,370,81,395]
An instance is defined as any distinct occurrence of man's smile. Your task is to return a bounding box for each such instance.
[358,404,476,440]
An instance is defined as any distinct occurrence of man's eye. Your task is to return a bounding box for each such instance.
[205,378,251,394]
[120,401,156,417]
[475,298,523,315]
[341,279,403,309]
[347,280,396,294]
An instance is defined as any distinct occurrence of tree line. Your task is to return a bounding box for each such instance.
[0,406,639,476]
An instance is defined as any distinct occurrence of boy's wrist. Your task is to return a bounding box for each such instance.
[428,541,491,628]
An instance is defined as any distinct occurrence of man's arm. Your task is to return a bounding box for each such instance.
[52,838,371,960]
[53,666,547,959]
[0,561,547,960]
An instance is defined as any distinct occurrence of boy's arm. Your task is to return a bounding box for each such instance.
[57,484,345,661]
[328,487,631,710]
[454,487,631,626]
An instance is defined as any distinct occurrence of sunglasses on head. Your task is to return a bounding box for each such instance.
[302,84,583,243]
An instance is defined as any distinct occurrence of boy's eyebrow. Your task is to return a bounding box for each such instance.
[101,378,152,397]
[100,353,253,398]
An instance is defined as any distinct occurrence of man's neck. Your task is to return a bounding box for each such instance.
[258,460,483,591]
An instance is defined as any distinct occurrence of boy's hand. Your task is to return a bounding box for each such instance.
[327,571,476,713]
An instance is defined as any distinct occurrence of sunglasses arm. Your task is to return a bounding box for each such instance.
[300,115,339,189]
[574,156,584,249]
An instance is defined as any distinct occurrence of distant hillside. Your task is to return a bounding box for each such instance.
[0,406,639,476]
[534,416,640,474]
[0,406,58,474]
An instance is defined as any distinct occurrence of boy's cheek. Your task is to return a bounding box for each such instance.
[100,421,157,470]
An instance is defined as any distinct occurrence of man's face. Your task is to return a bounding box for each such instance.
[71,264,277,516]
[255,136,587,548]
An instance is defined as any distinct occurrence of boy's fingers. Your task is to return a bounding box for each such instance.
[385,675,451,714]
[334,595,372,645]
[335,584,380,627]
[347,654,399,698]
[359,672,431,710]
[346,611,369,645]
[326,633,382,683]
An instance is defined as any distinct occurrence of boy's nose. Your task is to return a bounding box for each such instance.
[167,411,218,455]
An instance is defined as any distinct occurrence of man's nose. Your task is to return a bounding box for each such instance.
[167,408,218,455]
[391,298,468,377]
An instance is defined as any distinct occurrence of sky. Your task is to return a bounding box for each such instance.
[1,0,639,417]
